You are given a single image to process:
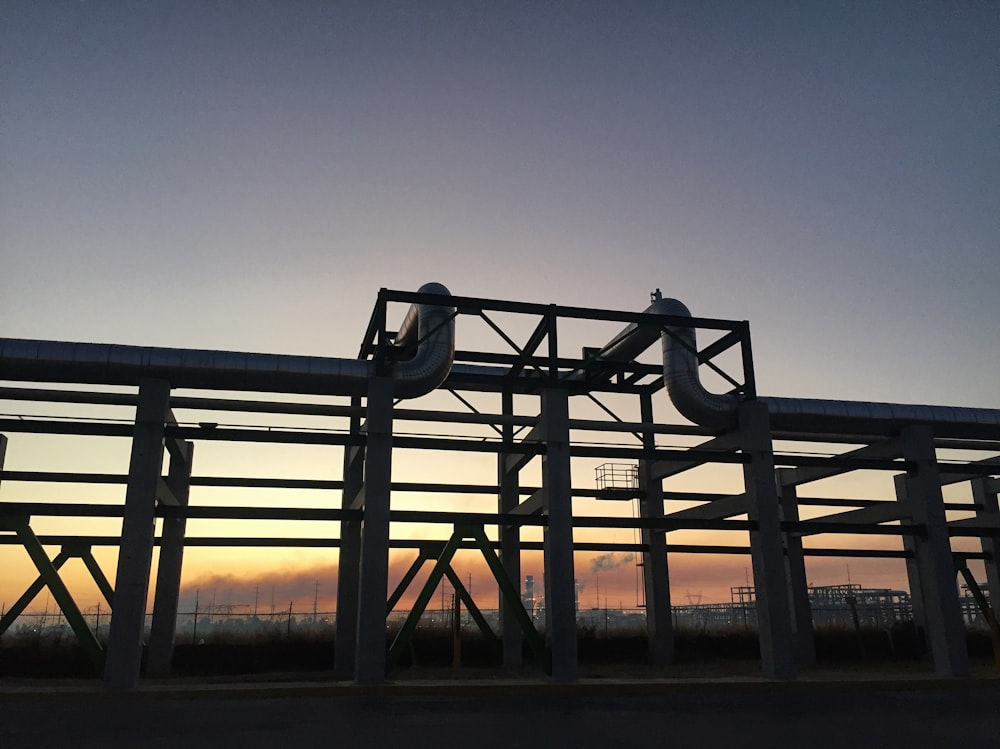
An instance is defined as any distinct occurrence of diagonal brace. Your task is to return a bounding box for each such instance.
[0,548,72,636]
[466,525,550,673]
[442,566,499,645]
[386,533,465,670]
[11,520,104,671]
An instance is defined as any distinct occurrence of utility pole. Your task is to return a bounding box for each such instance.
[192,589,199,644]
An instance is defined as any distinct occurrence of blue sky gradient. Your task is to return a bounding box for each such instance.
[3,1,997,408]
[1,2,998,606]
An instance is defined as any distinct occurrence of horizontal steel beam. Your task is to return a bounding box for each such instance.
[796,502,913,536]
[388,288,743,332]
[649,432,742,480]
[0,533,953,560]
[662,493,748,522]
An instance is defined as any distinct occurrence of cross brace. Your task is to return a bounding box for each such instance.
[0,516,106,671]
[386,525,549,674]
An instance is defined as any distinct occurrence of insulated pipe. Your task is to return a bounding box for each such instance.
[0,282,455,399]
[653,296,1000,438]
[579,292,1000,437]
[583,293,738,428]
[389,281,456,397]
[656,297,739,430]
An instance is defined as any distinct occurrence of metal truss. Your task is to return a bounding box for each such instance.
[0,289,998,687]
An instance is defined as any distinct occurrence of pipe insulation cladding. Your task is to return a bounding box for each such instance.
[0,281,997,438]
[643,295,1000,438]
[0,282,456,399]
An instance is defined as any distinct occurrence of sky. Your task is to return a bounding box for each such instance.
[1,1,999,617]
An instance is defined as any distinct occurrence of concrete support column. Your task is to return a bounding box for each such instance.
[776,469,815,667]
[146,439,194,678]
[639,393,673,666]
[334,397,365,680]
[354,377,394,684]
[105,378,170,690]
[0,435,7,516]
[498,388,523,668]
[541,388,578,681]
[739,400,795,679]
[971,477,1000,616]
[894,424,969,677]
[899,485,928,641]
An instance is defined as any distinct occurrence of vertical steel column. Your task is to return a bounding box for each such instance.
[354,376,394,684]
[0,432,6,521]
[541,387,578,681]
[146,439,194,677]
[639,393,673,665]
[971,477,1000,617]
[899,483,928,640]
[498,387,523,667]
[776,469,816,666]
[894,424,969,677]
[334,396,365,679]
[105,378,170,690]
[739,400,795,679]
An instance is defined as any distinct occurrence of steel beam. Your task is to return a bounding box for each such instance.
[105,379,170,690]
[639,393,673,666]
[442,565,498,644]
[498,388,523,667]
[354,377,394,684]
[509,488,545,515]
[469,524,548,670]
[971,477,1000,630]
[386,547,435,614]
[740,401,795,679]
[503,423,544,475]
[796,502,913,536]
[12,519,105,671]
[0,546,71,636]
[146,439,193,678]
[386,531,464,670]
[334,396,365,679]
[895,425,969,677]
[662,492,748,522]
[777,469,815,667]
[779,438,902,487]
[541,387,578,682]
[648,431,741,481]
[939,456,1000,486]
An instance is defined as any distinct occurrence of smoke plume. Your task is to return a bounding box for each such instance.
[589,552,635,574]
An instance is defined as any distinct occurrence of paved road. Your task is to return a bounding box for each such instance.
[2,681,998,749]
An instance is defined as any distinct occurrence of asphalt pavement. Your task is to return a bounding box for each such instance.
[1,678,998,749]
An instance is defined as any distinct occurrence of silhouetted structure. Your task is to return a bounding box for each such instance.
[1,284,998,688]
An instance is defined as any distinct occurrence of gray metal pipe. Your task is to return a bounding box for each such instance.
[0,282,455,399]
[651,295,1000,438]
[579,291,1000,438]
[584,292,738,428]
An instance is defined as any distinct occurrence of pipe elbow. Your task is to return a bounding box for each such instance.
[657,298,738,429]
[391,282,456,398]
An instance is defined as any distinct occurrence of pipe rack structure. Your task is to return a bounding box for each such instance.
[1,284,998,689]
